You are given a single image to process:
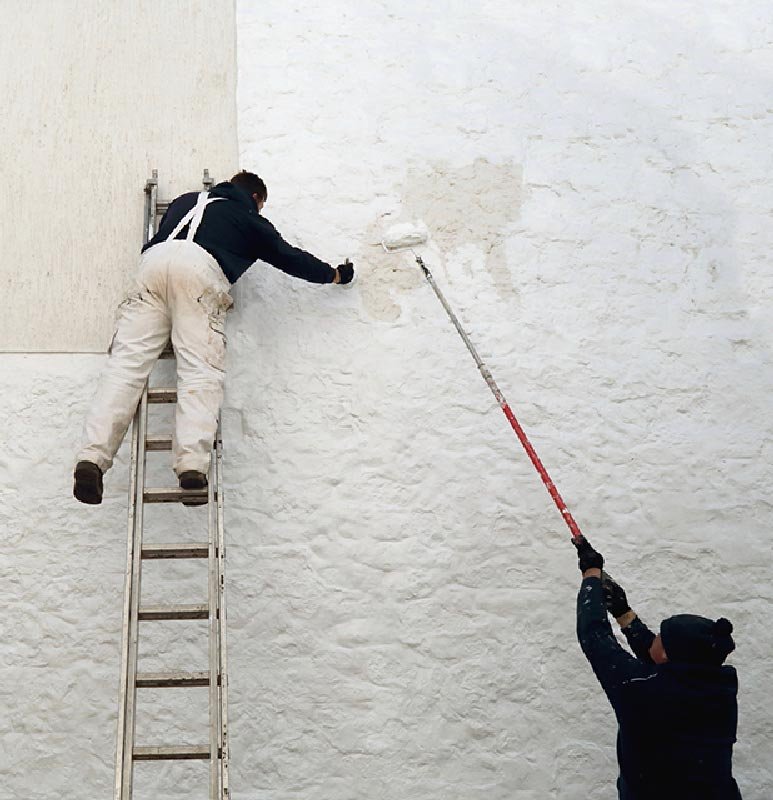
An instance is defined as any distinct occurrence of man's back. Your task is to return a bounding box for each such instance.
[145,181,335,285]
[614,661,741,798]
[577,575,742,799]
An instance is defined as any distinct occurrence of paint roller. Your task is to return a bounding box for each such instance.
[381,222,430,252]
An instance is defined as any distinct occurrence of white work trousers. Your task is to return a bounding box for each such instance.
[78,240,233,475]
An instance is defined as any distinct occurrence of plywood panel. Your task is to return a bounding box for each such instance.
[0,0,238,351]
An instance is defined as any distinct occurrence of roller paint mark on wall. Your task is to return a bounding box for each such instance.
[358,220,426,323]
[360,158,523,322]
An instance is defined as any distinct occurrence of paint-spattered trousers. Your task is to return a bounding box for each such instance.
[78,240,233,476]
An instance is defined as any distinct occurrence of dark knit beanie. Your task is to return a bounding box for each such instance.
[660,614,735,666]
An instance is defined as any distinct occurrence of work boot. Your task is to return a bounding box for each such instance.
[73,461,103,505]
[179,470,208,506]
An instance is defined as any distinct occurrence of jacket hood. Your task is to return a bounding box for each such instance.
[209,181,256,210]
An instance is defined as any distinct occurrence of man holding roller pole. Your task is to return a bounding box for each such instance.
[73,170,354,506]
[573,536,742,799]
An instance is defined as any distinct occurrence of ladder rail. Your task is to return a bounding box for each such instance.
[114,397,140,800]
[115,170,157,800]
[121,389,149,799]
[216,427,231,798]
[208,453,220,798]
[143,170,158,244]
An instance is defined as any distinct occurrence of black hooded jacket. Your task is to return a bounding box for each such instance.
[577,577,742,799]
[142,182,336,285]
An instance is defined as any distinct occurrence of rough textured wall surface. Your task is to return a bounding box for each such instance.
[0,0,237,352]
[232,2,772,798]
[2,2,773,799]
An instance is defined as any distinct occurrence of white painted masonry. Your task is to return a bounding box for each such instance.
[0,1,237,351]
[1,2,772,799]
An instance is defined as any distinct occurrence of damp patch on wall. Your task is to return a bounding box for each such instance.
[359,158,523,322]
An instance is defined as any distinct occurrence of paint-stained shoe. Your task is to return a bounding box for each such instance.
[179,470,208,506]
[73,461,103,505]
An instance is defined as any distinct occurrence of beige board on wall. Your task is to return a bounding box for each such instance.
[0,0,238,352]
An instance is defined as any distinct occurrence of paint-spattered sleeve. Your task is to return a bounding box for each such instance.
[249,216,336,284]
[577,577,654,699]
[622,617,656,664]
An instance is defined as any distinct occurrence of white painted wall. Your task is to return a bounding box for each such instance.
[0,0,237,352]
[231,2,773,798]
[1,2,772,799]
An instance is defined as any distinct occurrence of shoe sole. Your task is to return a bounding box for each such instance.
[179,472,208,506]
[74,467,103,505]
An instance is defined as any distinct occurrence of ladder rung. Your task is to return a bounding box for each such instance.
[143,488,211,504]
[134,745,210,761]
[138,604,209,621]
[144,433,217,452]
[147,388,177,403]
[136,671,210,688]
[145,435,172,451]
[141,542,209,559]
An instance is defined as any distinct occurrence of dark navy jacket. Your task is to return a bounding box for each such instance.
[577,577,742,799]
[143,182,336,285]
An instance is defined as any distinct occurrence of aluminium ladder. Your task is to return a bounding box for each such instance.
[114,170,230,800]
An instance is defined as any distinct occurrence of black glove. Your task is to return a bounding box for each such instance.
[336,260,354,284]
[572,535,604,573]
[601,573,631,617]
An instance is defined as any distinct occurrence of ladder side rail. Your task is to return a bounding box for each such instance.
[208,435,221,799]
[121,390,150,800]
[114,403,141,800]
[116,171,157,799]
[215,423,230,798]
[144,170,158,242]
[202,168,228,798]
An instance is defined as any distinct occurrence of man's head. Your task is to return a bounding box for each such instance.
[230,170,267,211]
[654,614,735,666]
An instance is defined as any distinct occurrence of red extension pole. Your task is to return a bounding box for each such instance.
[415,255,584,541]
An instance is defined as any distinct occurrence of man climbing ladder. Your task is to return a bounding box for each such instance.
[74,170,354,505]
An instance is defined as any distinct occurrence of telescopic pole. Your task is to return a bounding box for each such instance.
[414,254,583,541]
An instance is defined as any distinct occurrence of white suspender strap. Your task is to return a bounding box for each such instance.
[166,191,225,242]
